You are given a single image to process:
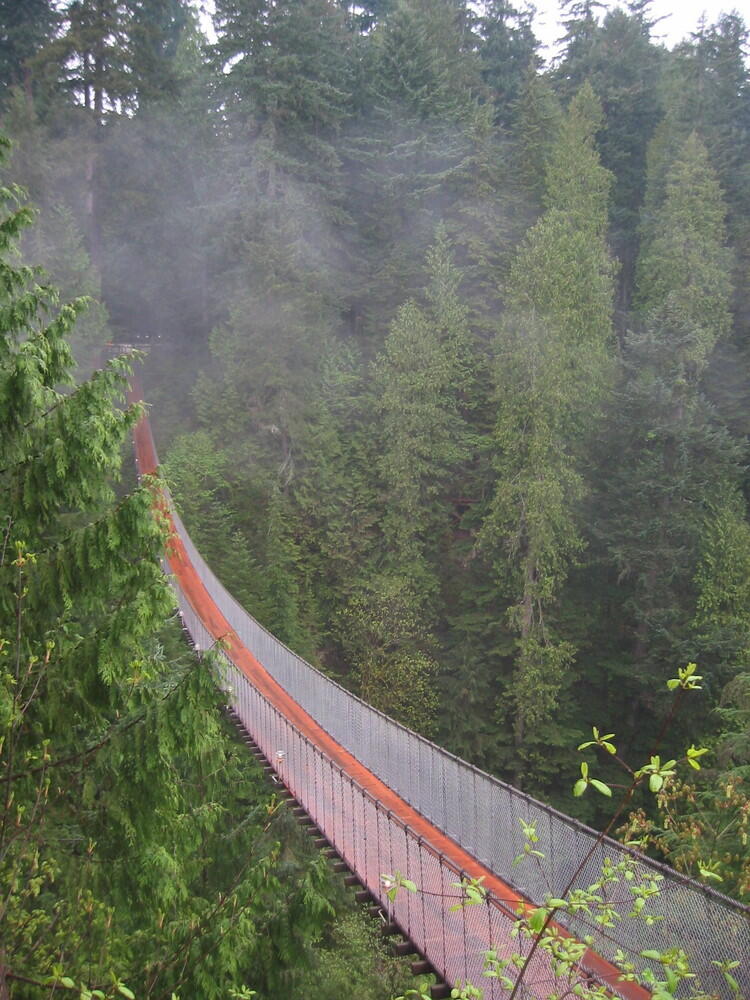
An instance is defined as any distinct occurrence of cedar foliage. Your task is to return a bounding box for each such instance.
[0,144,341,999]
[2,0,750,939]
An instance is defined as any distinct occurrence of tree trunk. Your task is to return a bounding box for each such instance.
[84,146,102,274]
[512,557,536,789]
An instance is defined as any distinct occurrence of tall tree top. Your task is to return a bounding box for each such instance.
[636,132,732,370]
[478,0,539,128]
[544,81,611,237]
[213,0,352,135]
[554,0,605,99]
[373,0,480,120]
[0,0,56,107]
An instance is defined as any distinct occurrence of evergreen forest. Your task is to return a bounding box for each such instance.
[2,0,750,995]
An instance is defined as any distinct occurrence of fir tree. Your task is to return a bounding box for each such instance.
[0,138,165,990]
[554,0,606,99]
[343,0,483,329]
[213,0,353,200]
[0,143,336,997]
[375,231,476,601]
[291,342,379,656]
[574,5,663,314]
[0,0,56,108]
[478,0,539,130]
[50,0,134,116]
[514,67,562,209]
[600,133,749,745]
[129,0,192,106]
[482,84,616,790]
[338,232,478,734]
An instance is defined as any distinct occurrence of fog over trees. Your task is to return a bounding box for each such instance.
[1,0,750,995]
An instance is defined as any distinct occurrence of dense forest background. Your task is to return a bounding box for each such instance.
[2,0,750,992]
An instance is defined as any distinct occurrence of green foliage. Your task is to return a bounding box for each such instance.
[292,908,418,999]
[478,1,539,129]
[163,429,274,627]
[291,341,379,645]
[636,132,733,369]
[335,232,480,734]
[4,10,750,991]
[0,0,56,109]
[390,669,740,1000]
[0,151,338,998]
[213,0,353,199]
[596,131,750,755]
[628,663,750,902]
[514,68,561,207]
[482,84,615,788]
[340,574,439,735]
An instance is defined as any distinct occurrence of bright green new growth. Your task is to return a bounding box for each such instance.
[394,665,738,1000]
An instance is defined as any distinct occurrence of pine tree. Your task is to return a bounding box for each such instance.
[375,230,476,605]
[213,0,353,200]
[202,0,356,505]
[0,0,56,108]
[129,0,192,106]
[652,14,750,356]
[478,0,539,130]
[514,67,562,208]
[600,134,749,743]
[343,0,483,329]
[49,0,134,116]
[572,5,663,312]
[291,342,379,655]
[554,0,606,99]
[336,232,479,734]
[0,138,165,990]
[635,133,732,369]
[482,84,616,790]
[92,12,216,348]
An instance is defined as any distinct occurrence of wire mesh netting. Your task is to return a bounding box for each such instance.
[162,489,750,998]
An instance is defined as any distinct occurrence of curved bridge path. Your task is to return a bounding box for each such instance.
[130,381,749,1000]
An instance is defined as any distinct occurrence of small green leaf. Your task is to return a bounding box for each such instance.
[590,779,612,797]
[686,745,709,770]
[724,973,740,993]
[573,779,588,797]
[117,987,135,1000]
[649,773,663,793]
[527,907,546,933]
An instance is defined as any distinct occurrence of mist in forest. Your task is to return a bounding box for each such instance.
[3,0,750,821]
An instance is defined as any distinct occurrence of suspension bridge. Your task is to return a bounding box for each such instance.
[131,386,749,1000]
